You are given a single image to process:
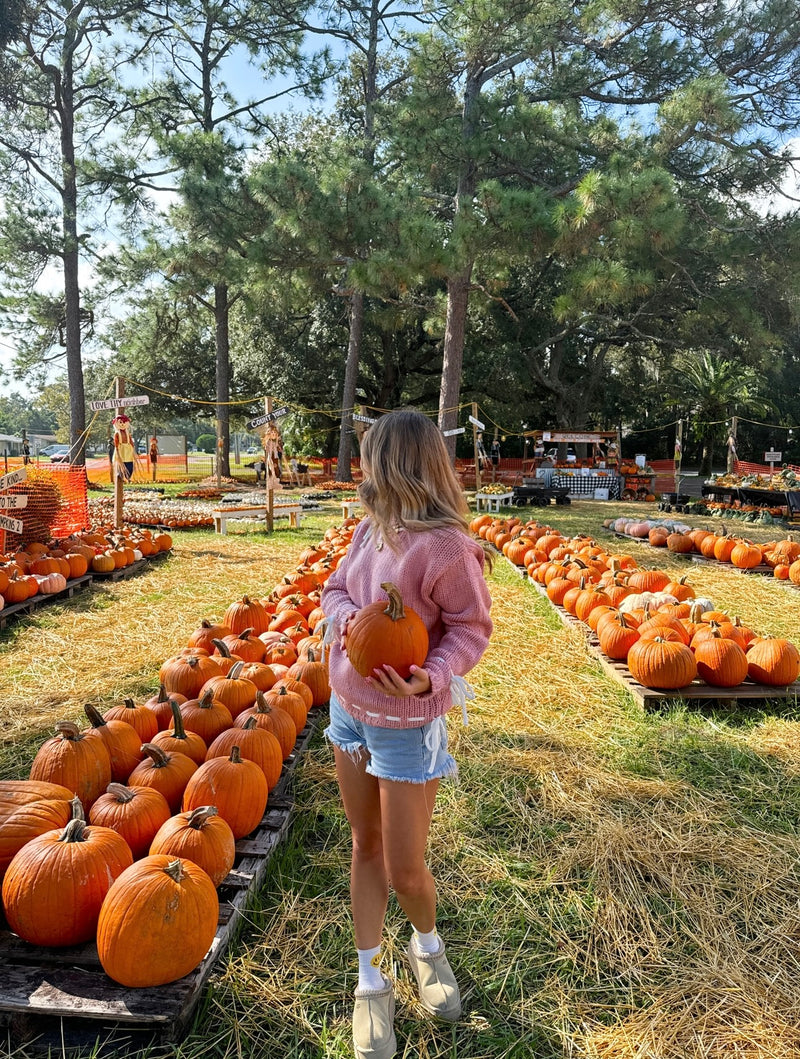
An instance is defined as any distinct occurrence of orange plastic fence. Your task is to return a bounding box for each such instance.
[3,465,89,548]
[734,460,800,476]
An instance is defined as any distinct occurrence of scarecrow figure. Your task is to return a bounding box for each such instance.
[112,412,135,480]
[264,423,283,488]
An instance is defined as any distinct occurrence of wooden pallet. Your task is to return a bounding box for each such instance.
[90,556,165,582]
[0,708,324,1052]
[0,575,94,631]
[522,566,800,709]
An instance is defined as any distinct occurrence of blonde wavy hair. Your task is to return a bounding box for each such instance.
[357,409,470,546]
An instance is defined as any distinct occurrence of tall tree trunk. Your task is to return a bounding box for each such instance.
[336,288,364,481]
[439,266,473,457]
[438,70,480,459]
[215,283,231,478]
[335,0,380,474]
[60,17,86,464]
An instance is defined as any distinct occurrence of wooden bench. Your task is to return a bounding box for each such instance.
[213,504,303,534]
[341,500,362,519]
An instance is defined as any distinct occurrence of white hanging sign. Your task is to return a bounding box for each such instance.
[0,495,28,510]
[89,395,150,411]
[248,406,290,430]
[353,414,377,424]
[0,467,27,490]
[0,514,23,534]
[468,415,485,430]
[442,427,466,437]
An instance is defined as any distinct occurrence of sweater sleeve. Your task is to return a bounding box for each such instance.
[422,543,493,697]
[319,523,365,634]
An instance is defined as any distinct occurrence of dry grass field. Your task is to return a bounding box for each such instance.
[3,500,800,1058]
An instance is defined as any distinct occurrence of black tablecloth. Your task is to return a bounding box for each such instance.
[552,473,621,498]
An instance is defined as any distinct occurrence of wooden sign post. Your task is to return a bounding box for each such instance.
[90,379,151,532]
[470,403,485,492]
[247,400,290,534]
[110,378,125,532]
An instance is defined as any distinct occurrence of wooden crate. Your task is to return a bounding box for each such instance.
[0,708,324,1052]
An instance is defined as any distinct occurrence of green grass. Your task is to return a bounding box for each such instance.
[4,500,800,1056]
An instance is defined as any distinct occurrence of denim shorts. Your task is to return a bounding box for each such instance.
[324,693,458,785]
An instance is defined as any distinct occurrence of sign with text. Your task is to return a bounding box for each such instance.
[352,414,377,424]
[0,467,27,491]
[88,395,150,411]
[0,514,23,534]
[247,406,290,430]
[765,451,782,463]
[0,495,28,510]
[442,427,466,437]
[544,431,609,444]
[468,415,485,430]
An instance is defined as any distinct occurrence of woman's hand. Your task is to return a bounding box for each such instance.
[339,611,357,651]
[366,664,431,697]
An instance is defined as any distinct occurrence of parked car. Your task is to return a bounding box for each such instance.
[42,444,70,463]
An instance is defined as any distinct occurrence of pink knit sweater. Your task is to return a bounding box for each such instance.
[321,519,492,728]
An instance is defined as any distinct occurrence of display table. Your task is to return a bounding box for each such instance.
[551,473,620,499]
[475,491,514,512]
[702,484,800,517]
[213,504,303,533]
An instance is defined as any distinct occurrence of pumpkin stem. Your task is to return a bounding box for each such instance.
[380,582,406,622]
[187,805,218,828]
[69,795,85,820]
[59,816,88,843]
[242,716,258,730]
[212,638,233,658]
[198,688,217,708]
[229,745,243,763]
[107,783,135,802]
[168,699,188,739]
[140,742,170,767]
[84,702,107,729]
[228,660,245,679]
[164,858,187,883]
[55,720,82,741]
[254,692,270,714]
[123,697,137,710]
[155,683,171,704]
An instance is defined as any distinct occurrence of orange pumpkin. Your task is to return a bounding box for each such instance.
[97,855,218,987]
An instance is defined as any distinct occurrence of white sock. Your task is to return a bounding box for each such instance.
[411,925,440,955]
[357,946,386,992]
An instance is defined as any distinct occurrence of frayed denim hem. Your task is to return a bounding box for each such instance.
[365,755,460,786]
[324,727,367,763]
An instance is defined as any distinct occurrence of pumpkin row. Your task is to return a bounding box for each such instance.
[607,517,800,581]
[1,528,173,605]
[0,517,359,988]
[472,514,800,691]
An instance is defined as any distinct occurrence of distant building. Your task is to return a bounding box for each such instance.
[0,433,23,456]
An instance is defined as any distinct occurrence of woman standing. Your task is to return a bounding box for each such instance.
[321,409,493,1059]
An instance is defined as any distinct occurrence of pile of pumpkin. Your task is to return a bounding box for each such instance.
[472,513,800,692]
[88,496,215,529]
[606,517,800,583]
[0,517,358,988]
[0,529,173,607]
